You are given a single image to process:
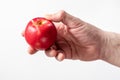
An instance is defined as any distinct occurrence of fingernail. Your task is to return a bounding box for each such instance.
[45,15,51,19]
[57,53,64,61]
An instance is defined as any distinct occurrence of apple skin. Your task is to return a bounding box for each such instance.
[24,17,57,50]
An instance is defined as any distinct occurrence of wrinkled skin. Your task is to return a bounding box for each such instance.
[23,10,105,61]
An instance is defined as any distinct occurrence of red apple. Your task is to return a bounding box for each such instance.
[24,17,57,50]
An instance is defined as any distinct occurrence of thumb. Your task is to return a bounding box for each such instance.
[45,10,85,28]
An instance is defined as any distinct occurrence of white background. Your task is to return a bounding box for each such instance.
[0,0,120,80]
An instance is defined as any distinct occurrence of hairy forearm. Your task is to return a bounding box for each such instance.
[100,31,120,67]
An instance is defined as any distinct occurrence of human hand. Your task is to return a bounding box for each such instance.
[23,10,104,61]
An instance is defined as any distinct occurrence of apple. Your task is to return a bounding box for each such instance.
[24,17,57,50]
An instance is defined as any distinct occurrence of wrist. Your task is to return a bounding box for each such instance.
[100,31,120,67]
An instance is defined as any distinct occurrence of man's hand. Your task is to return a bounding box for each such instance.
[44,10,104,61]
[23,10,120,67]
